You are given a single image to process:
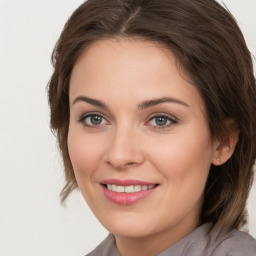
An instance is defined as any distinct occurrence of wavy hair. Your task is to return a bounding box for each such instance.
[48,0,256,231]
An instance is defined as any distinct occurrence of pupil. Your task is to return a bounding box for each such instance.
[91,115,102,125]
[156,117,167,126]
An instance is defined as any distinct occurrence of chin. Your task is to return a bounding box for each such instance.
[108,224,155,238]
[98,213,161,238]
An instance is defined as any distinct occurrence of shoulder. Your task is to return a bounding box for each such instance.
[85,234,120,256]
[211,229,256,256]
[162,223,256,256]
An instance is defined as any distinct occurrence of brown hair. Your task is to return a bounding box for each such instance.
[48,0,256,231]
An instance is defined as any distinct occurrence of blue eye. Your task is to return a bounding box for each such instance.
[148,115,177,128]
[79,114,108,127]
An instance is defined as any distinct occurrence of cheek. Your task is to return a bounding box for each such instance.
[67,130,103,179]
[151,129,213,217]
[147,126,213,184]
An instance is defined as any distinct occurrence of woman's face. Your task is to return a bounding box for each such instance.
[68,39,217,240]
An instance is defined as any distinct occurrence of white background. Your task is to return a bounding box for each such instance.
[0,0,255,255]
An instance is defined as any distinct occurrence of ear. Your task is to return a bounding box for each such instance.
[212,119,240,166]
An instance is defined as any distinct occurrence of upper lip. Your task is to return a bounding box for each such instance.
[100,179,157,186]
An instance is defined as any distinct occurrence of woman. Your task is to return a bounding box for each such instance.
[48,0,256,255]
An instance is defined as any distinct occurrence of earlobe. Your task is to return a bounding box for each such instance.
[212,122,240,166]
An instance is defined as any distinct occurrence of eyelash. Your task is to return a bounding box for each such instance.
[77,112,109,128]
[77,112,178,129]
[146,113,178,129]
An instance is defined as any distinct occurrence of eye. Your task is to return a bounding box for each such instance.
[78,113,109,127]
[147,114,177,128]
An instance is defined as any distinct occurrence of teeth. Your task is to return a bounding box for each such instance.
[105,184,155,193]
[134,185,142,192]
[142,185,148,191]
[112,184,117,192]
[124,185,134,193]
[116,185,125,192]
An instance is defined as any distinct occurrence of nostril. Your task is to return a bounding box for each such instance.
[127,162,136,165]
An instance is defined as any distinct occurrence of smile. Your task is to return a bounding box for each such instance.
[105,184,155,193]
[100,179,159,205]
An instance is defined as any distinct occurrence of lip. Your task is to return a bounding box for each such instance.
[100,179,158,205]
[100,179,156,186]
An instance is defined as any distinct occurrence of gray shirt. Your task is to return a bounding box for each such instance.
[86,223,256,256]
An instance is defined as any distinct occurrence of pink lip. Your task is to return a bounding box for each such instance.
[100,179,158,205]
[100,179,156,186]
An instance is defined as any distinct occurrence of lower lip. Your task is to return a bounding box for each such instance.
[102,185,157,205]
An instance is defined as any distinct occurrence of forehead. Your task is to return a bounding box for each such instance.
[69,38,205,113]
[71,38,177,83]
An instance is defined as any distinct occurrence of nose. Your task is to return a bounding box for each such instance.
[103,126,145,169]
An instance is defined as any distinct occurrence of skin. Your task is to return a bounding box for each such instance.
[68,38,236,256]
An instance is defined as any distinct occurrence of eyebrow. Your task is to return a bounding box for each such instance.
[137,97,189,110]
[72,96,108,109]
[72,95,189,109]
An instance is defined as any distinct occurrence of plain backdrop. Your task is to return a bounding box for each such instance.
[0,0,255,255]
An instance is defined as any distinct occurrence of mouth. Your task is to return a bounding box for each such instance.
[100,179,159,205]
[102,184,158,193]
